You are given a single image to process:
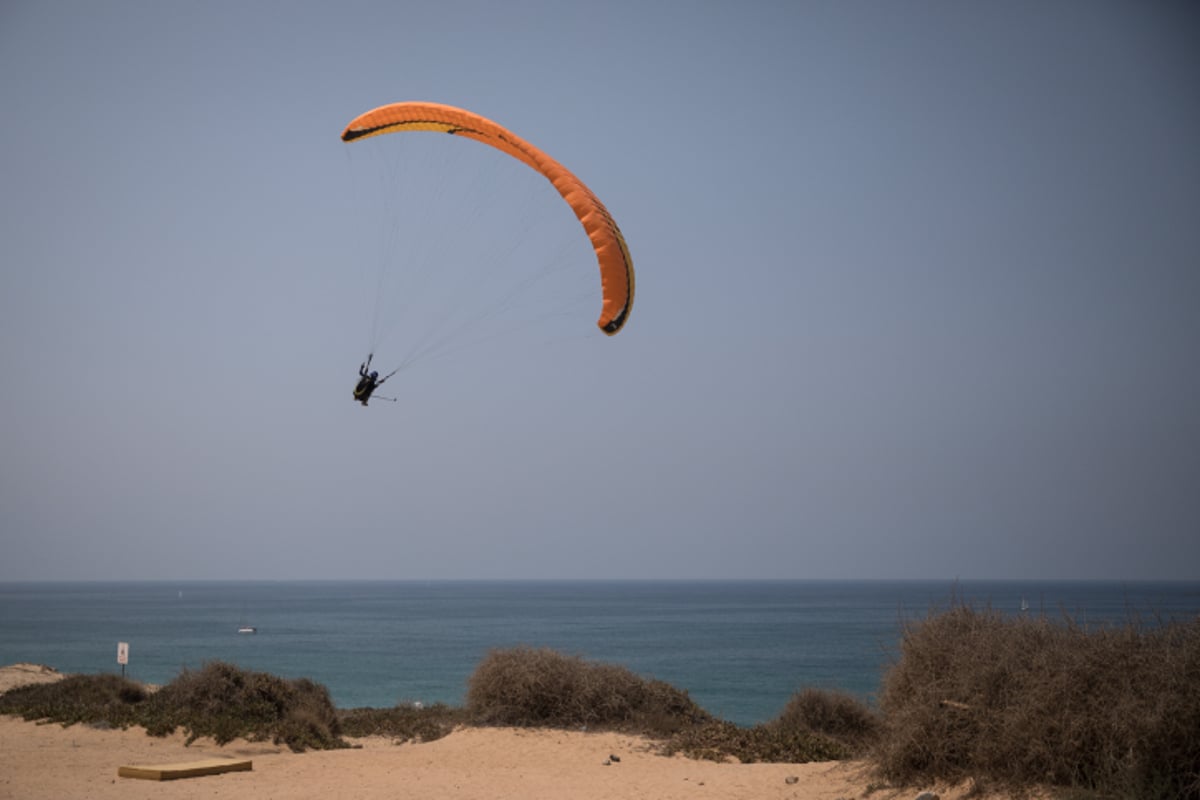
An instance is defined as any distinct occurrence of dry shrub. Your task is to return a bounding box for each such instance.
[875,604,1200,799]
[466,646,868,764]
[774,687,882,755]
[146,662,346,751]
[339,703,467,742]
[466,646,709,735]
[0,663,346,752]
[0,673,147,729]
[666,687,878,765]
[664,718,853,764]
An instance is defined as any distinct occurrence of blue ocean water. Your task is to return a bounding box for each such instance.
[1,580,1197,726]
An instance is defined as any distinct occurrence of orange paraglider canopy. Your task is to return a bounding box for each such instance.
[342,101,634,335]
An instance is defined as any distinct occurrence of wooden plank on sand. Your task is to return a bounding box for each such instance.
[118,759,253,781]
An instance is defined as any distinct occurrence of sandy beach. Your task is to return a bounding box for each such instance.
[0,665,1031,800]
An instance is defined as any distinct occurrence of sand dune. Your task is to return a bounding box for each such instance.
[0,664,1034,799]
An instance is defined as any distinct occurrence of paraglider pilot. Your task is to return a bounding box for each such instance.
[354,357,386,406]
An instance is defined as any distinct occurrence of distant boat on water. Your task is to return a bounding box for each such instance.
[238,602,256,634]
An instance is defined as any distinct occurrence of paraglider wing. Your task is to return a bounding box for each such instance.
[341,101,634,335]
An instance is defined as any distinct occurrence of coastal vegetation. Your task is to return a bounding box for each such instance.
[0,662,345,752]
[2,605,1197,798]
[875,604,1200,799]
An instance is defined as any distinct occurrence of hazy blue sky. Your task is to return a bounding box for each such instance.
[2,1,1197,581]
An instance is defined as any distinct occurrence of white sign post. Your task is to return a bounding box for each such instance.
[117,641,129,678]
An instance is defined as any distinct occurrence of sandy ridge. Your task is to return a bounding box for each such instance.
[0,664,1033,799]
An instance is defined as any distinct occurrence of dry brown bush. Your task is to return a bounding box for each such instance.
[774,687,882,755]
[466,646,859,763]
[0,673,147,729]
[146,662,346,751]
[875,604,1200,799]
[465,646,709,735]
[339,703,467,742]
[1,662,347,752]
[663,717,854,763]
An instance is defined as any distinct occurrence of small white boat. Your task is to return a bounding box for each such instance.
[237,600,256,634]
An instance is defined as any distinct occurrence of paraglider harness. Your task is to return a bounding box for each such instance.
[353,354,398,406]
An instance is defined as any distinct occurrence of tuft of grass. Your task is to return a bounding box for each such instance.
[874,604,1200,799]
